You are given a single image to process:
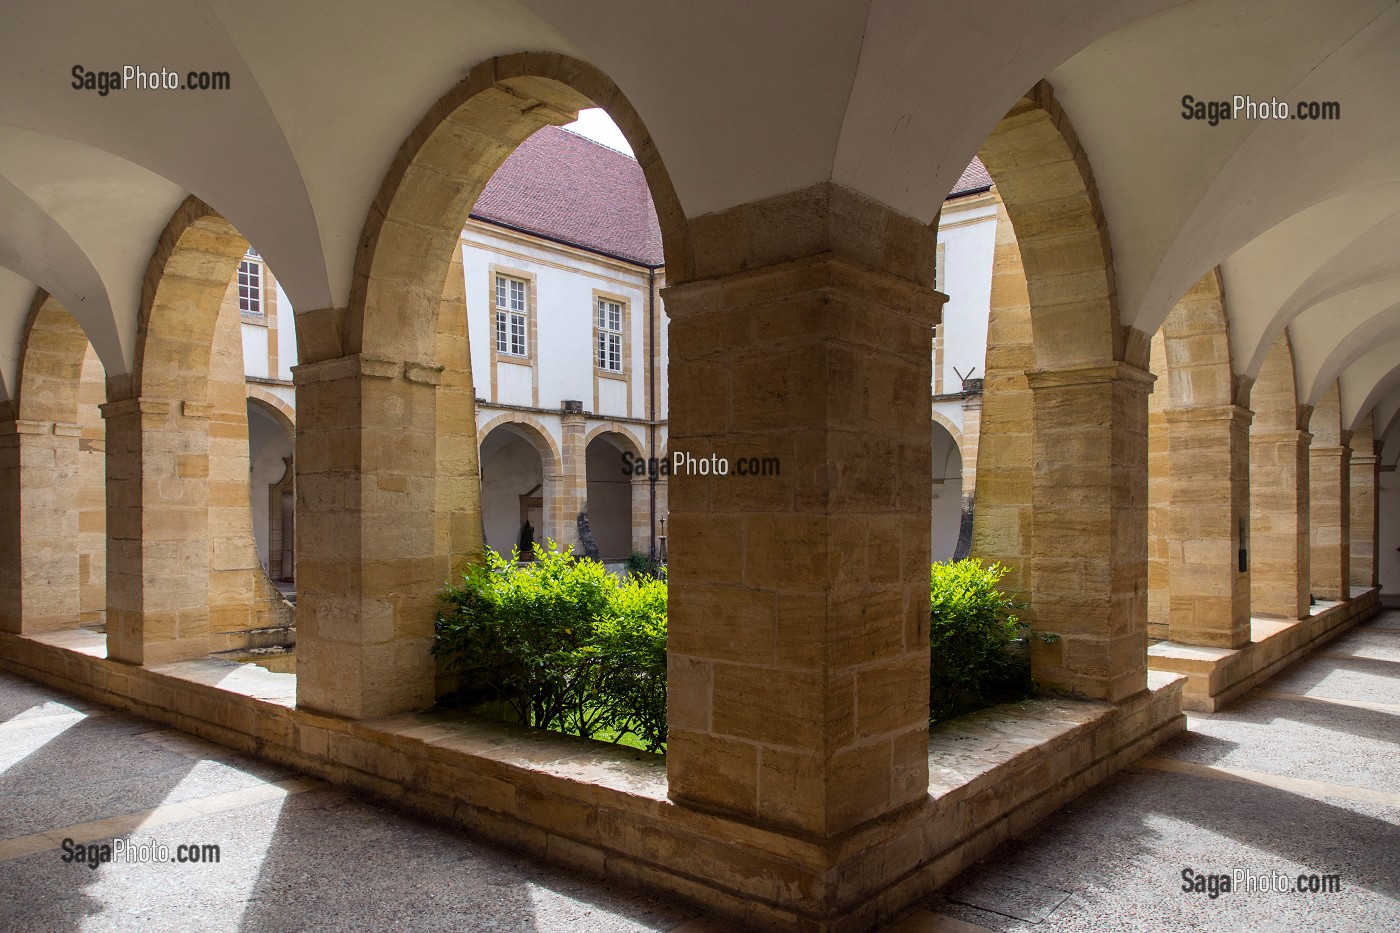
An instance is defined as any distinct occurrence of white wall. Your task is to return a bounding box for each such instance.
[275,279,297,380]
[241,321,269,379]
[462,223,656,420]
[935,193,997,394]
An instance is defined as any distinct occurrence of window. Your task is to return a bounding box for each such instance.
[596,297,623,372]
[495,274,528,357]
[238,255,262,316]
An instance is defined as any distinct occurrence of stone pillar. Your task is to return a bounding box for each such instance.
[293,354,441,719]
[954,393,982,559]
[102,397,211,665]
[1350,442,1379,589]
[1248,430,1311,618]
[664,183,940,837]
[630,470,650,556]
[1164,405,1252,648]
[1026,362,1153,702]
[556,408,587,553]
[1309,444,1351,600]
[0,420,84,634]
[0,414,18,633]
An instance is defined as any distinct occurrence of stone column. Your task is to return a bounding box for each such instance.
[954,392,982,559]
[1249,430,1310,618]
[556,407,587,553]
[1349,443,1379,589]
[1164,405,1252,648]
[664,183,940,837]
[0,420,84,634]
[102,397,212,665]
[1309,444,1351,600]
[0,413,18,633]
[1026,362,1153,702]
[293,354,441,719]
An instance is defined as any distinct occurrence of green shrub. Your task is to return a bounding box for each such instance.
[593,573,668,751]
[623,549,664,581]
[929,559,1032,723]
[434,541,668,752]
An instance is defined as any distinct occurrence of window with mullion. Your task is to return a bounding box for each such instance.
[237,259,262,316]
[596,297,623,372]
[494,274,529,357]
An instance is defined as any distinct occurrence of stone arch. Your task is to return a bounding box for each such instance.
[975,82,1149,701]
[583,428,646,560]
[929,413,965,562]
[1249,333,1310,618]
[127,196,249,402]
[245,387,296,436]
[477,411,562,471]
[293,56,691,717]
[970,196,1035,595]
[1348,414,1379,589]
[583,423,645,457]
[325,52,692,368]
[478,415,564,558]
[2,292,105,635]
[104,197,287,666]
[17,291,93,424]
[1308,381,1350,599]
[1147,271,1252,648]
[928,409,964,452]
[246,391,297,582]
[976,80,1125,370]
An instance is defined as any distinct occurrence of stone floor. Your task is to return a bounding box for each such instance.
[898,609,1400,932]
[0,610,1396,931]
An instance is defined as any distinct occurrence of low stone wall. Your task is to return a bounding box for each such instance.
[1148,587,1380,711]
[0,629,1184,932]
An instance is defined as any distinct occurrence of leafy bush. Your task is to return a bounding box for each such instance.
[623,549,664,580]
[929,559,1032,723]
[434,542,668,752]
[436,550,1035,751]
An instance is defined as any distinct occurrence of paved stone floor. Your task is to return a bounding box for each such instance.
[1,610,1397,931]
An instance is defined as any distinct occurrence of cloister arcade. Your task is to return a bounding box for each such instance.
[1,2,1397,930]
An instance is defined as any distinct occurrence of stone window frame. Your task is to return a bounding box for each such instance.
[487,263,539,406]
[238,248,266,324]
[493,271,532,359]
[592,288,632,416]
[594,292,627,375]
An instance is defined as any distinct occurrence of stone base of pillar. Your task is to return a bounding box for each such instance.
[0,625,1185,933]
[1149,586,1379,711]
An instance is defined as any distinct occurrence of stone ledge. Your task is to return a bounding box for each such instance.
[0,635,1184,932]
[1148,587,1380,711]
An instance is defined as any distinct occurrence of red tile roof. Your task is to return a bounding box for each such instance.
[473,126,993,265]
[950,158,993,198]
[472,126,664,267]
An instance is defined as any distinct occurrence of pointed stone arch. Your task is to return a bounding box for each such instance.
[1249,333,1310,618]
[1308,381,1350,599]
[293,52,690,718]
[1147,271,1252,648]
[975,83,1148,700]
[0,292,104,634]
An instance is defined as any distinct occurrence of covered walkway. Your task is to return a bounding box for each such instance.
[2,611,1397,930]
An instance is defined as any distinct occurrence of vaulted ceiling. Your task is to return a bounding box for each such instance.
[0,0,1396,449]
